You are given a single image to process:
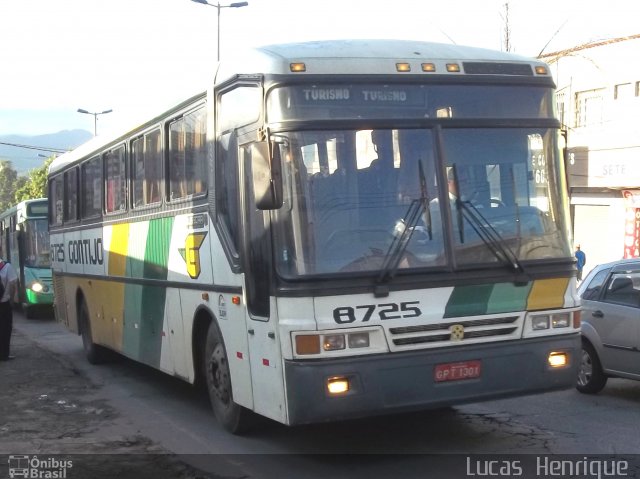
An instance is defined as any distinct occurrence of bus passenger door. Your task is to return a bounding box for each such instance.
[240,142,287,423]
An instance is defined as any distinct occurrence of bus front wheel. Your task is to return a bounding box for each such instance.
[204,321,254,434]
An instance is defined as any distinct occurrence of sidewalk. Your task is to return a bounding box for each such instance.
[0,327,217,478]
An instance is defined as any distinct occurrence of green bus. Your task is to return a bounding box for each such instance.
[0,198,53,317]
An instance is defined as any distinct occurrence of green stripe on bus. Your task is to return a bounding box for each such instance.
[444,281,533,318]
[444,283,495,318]
[122,218,174,367]
[486,282,532,314]
[139,217,174,367]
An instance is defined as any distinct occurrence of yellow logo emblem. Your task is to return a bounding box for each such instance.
[450,324,465,341]
[179,232,207,279]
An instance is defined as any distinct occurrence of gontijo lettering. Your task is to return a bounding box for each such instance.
[68,238,104,265]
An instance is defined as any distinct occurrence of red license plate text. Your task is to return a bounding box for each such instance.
[434,360,482,382]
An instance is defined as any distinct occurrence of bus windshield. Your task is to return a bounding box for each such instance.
[273,126,572,278]
[23,218,51,268]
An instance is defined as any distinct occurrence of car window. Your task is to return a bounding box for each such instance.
[602,272,640,308]
[582,269,610,300]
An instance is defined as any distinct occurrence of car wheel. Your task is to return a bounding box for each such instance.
[79,300,108,365]
[203,321,254,434]
[576,340,607,394]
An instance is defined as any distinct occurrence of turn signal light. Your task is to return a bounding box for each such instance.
[295,335,320,355]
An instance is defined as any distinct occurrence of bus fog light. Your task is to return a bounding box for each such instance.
[552,313,570,328]
[323,334,345,351]
[295,335,320,355]
[348,332,370,349]
[548,351,568,368]
[532,315,550,330]
[327,377,350,395]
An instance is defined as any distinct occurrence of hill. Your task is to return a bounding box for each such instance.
[0,130,92,174]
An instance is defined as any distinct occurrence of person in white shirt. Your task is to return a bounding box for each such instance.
[0,258,18,361]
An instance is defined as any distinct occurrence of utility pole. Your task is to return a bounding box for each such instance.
[502,2,512,52]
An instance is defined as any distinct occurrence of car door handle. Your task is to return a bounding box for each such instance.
[592,310,604,318]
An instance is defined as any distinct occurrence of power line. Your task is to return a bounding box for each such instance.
[0,141,68,154]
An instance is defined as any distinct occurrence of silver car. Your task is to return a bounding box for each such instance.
[577,258,640,393]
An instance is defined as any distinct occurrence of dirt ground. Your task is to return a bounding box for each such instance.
[0,328,220,479]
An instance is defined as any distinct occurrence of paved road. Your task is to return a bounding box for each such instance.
[5,311,640,478]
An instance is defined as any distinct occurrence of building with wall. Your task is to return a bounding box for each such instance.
[541,35,640,275]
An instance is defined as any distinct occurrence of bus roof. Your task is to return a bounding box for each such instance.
[48,91,206,176]
[215,39,550,81]
[0,198,47,221]
[49,39,550,176]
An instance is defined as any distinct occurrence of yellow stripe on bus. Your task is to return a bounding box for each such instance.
[102,223,130,350]
[526,277,570,311]
[108,223,130,276]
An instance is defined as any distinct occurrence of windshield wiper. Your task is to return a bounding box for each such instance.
[374,159,431,296]
[448,163,526,282]
[456,199,528,283]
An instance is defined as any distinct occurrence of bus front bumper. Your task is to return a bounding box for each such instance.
[283,333,579,425]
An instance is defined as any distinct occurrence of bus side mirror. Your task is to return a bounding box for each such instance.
[251,141,283,210]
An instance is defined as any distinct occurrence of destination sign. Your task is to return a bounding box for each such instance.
[290,85,426,107]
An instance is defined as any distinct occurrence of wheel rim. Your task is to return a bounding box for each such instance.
[208,343,231,406]
[577,348,593,387]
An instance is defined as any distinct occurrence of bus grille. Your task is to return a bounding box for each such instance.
[388,315,520,349]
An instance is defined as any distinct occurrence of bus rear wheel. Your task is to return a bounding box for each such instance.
[79,300,108,365]
[204,322,254,434]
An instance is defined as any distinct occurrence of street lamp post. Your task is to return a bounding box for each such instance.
[77,108,113,136]
[190,0,249,61]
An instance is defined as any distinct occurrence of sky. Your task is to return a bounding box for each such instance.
[1,0,639,139]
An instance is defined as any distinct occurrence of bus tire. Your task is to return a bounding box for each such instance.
[204,321,254,434]
[79,299,108,365]
[24,305,37,319]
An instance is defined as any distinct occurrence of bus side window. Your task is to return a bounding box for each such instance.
[64,167,79,222]
[105,146,127,213]
[169,107,207,201]
[49,175,64,226]
[132,129,162,208]
[81,156,103,219]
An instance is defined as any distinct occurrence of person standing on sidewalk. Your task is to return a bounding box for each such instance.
[0,258,18,361]
[574,244,586,282]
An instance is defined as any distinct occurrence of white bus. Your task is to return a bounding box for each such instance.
[48,40,580,433]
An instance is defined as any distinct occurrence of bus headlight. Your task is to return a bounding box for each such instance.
[531,315,550,330]
[30,282,45,293]
[525,310,580,338]
[348,332,370,349]
[551,313,571,328]
[293,327,387,358]
[323,334,346,351]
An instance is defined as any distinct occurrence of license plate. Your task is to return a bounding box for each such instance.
[434,360,482,382]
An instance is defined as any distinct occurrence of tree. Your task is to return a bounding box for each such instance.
[0,159,19,212]
[15,156,53,202]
